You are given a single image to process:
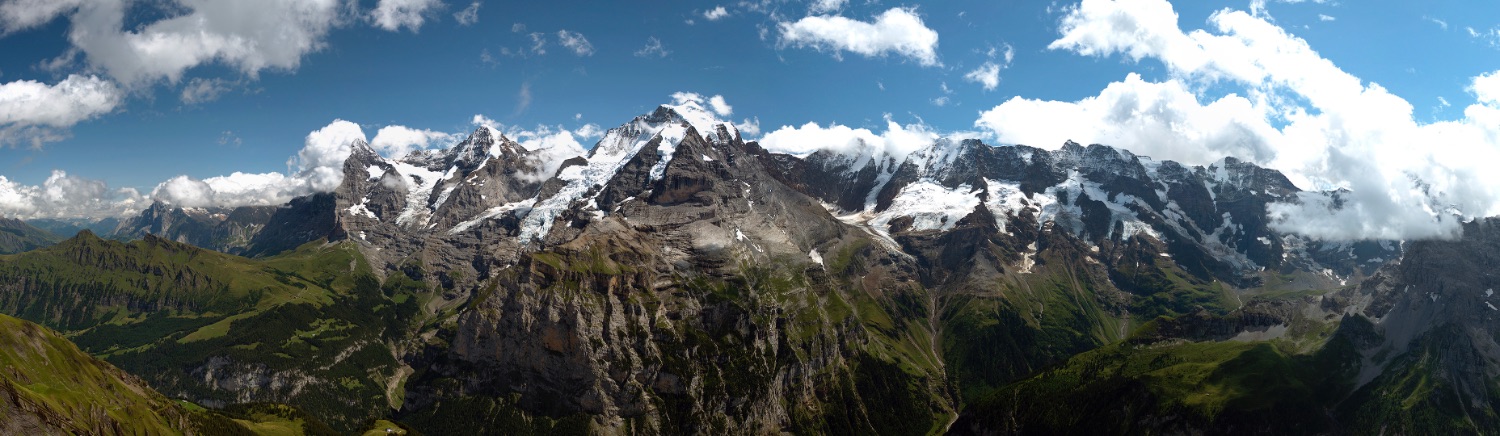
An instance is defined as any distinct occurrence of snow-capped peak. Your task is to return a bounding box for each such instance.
[659,97,738,143]
[515,94,740,243]
[904,138,973,178]
[453,126,503,163]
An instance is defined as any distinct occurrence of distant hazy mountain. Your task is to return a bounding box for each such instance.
[25,217,120,240]
[0,217,60,254]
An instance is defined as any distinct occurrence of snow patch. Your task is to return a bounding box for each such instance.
[389,161,446,228]
[450,199,537,234]
[871,181,981,232]
[809,249,825,268]
[1018,242,1038,274]
[983,179,1028,233]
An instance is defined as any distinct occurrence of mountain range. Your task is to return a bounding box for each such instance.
[1,98,1494,434]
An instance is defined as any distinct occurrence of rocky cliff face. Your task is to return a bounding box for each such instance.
[399,126,962,433]
[1325,218,1500,433]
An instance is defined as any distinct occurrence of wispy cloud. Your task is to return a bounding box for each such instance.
[635,37,671,58]
[557,30,595,56]
[962,43,1013,91]
[370,0,443,32]
[809,0,847,14]
[180,78,234,105]
[515,82,533,116]
[1425,16,1448,30]
[454,2,481,26]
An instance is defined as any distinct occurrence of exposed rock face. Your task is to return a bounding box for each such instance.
[405,126,954,433]
[1325,218,1500,433]
[329,129,560,305]
[241,193,339,257]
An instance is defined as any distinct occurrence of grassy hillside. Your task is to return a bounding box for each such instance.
[0,231,414,432]
[0,313,262,434]
[952,311,1365,435]
[0,231,337,333]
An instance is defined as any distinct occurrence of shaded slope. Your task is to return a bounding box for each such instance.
[0,217,60,254]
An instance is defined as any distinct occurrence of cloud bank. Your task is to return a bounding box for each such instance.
[759,116,938,163]
[0,170,145,220]
[976,0,1500,240]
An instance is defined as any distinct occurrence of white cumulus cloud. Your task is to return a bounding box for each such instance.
[777,7,941,67]
[289,119,369,193]
[704,6,729,21]
[0,0,83,33]
[978,74,1281,166]
[1471,70,1500,105]
[56,0,347,86]
[734,117,761,138]
[574,123,603,139]
[152,172,303,209]
[154,118,374,209]
[964,62,1002,91]
[371,125,456,159]
[759,116,938,161]
[708,95,733,116]
[0,170,145,220]
[0,74,121,148]
[508,126,588,182]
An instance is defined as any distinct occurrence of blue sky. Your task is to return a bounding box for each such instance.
[1,0,1499,234]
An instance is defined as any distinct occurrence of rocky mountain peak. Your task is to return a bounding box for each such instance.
[349,138,378,159]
